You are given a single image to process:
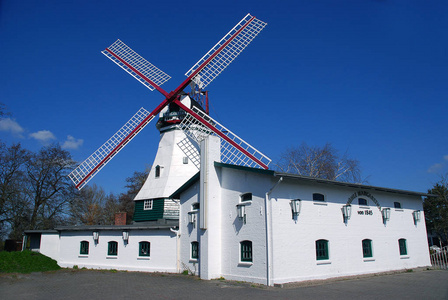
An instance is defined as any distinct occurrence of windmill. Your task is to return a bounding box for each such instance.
[68,14,271,196]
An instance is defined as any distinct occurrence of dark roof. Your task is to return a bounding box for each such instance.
[55,219,178,231]
[275,172,431,197]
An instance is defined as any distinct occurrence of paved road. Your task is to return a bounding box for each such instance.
[0,268,447,299]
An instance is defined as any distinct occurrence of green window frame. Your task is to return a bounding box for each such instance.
[398,238,407,255]
[80,241,89,255]
[313,193,325,201]
[240,240,252,262]
[139,241,150,257]
[362,239,373,258]
[316,239,329,260]
[241,193,252,202]
[108,241,118,256]
[191,241,199,259]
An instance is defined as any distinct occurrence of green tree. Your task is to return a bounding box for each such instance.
[424,175,448,247]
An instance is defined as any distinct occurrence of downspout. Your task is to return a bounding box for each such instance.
[265,176,283,287]
[170,227,180,273]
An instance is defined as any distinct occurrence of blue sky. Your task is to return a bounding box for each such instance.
[1,0,447,195]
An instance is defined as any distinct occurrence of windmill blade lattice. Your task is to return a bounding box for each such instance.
[185,14,267,89]
[179,106,271,169]
[102,39,171,92]
[69,107,154,189]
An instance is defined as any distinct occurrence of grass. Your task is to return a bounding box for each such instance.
[0,250,61,274]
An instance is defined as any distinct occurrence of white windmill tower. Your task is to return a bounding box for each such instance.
[69,14,271,222]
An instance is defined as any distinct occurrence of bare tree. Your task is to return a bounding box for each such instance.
[117,168,150,224]
[69,184,107,225]
[276,142,364,183]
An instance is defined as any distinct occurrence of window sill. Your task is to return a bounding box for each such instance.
[359,206,370,209]
[78,255,89,258]
[106,256,118,259]
[400,256,410,259]
[239,201,252,206]
[238,262,253,267]
[137,257,150,260]
[363,258,375,262]
[189,259,198,263]
[316,260,331,265]
[313,202,327,206]
[395,209,404,212]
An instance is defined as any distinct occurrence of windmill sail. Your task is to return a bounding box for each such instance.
[69,107,154,189]
[185,14,267,89]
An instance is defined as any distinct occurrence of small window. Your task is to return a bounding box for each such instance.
[108,241,118,256]
[155,165,160,178]
[316,239,329,260]
[80,241,89,255]
[139,241,150,257]
[240,240,253,262]
[313,193,325,201]
[358,198,368,206]
[191,241,199,259]
[144,199,153,210]
[398,238,407,255]
[241,193,252,202]
[192,202,200,210]
[362,239,373,258]
[394,202,402,209]
[183,157,188,164]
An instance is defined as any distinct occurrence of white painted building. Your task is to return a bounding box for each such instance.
[24,135,431,285]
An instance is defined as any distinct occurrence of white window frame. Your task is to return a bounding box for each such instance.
[144,199,153,210]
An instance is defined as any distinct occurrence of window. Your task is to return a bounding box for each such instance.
[80,241,89,255]
[398,238,407,255]
[144,199,153,210]
[108,241,118,256]
[362,239,373,258]
[241,193,252,202]
[313,193,325,201]
[192,202,200,210]
[394,202,402,209]
[240,240,253,262]
[139,241,150,257]
[183,157,188,164]
[358,198,368,206]
[155,165,160,178]
[316,239,329,260]
[191,241,199,259]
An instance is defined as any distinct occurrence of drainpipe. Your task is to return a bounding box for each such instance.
[265,176,283,287]
[170,227,180,273]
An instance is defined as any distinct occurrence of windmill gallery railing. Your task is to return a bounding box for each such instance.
[430,246,448,270]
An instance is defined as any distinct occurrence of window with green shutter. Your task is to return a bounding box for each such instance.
[108,241,118,256]
[316,239,329,260]
[139,241,150,257]
[362,239,373,258]
[398,238,407,255]
[80,241,89,255]
[240,240,252,262]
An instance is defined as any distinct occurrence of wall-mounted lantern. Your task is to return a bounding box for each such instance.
[342,204,352,224]
[290,199,301,218]
[93,231,99,243]
[382,208,391,224]
[412,210,421,225]
[122,231,129,242]
[188,211,196,227]
[236,204,246,224]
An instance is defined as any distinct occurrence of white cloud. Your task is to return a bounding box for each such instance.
[0,118,25,137]
[427,163,444,174]
[29,130,57,143]
[61,135,84,150]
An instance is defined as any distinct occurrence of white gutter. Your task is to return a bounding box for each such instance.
[170,227,180,273]
[265,176,283,287]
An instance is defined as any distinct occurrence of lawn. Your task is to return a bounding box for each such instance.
[0,250,61,273]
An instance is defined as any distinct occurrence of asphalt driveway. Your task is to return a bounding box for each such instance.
[0,268,447,299]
